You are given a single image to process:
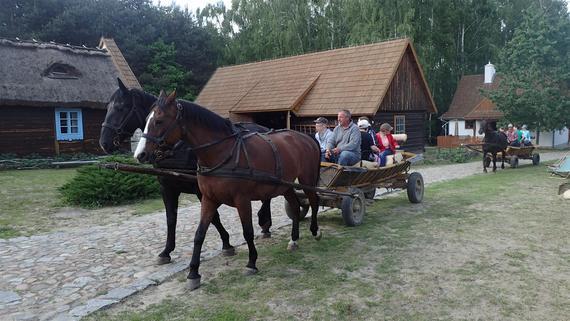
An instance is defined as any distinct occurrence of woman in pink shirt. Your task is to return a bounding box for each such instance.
[375,123,399,166]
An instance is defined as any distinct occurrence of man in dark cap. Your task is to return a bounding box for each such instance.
[314,117,332,162]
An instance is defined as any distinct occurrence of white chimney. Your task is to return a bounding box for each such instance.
[484,62,495,84]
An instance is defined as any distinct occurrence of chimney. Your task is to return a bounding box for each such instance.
[484,62,495,84]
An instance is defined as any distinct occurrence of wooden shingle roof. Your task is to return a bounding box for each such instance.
[196,38,436,117]
[443,74,503,120]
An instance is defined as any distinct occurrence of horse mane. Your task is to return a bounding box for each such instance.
[129,88,157,111]
[155,97,234,135]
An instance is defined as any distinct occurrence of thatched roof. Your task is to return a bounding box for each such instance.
[0,38,139,109]
[442,74,503,120]
[196,38,437,118]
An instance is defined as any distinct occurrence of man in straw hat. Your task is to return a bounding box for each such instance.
[325,110,361,166]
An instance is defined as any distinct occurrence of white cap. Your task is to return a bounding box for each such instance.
[357,119,370,129]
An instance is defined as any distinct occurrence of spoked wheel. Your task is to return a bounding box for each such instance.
[532,153,540,165]
[341,188,365,227]
[284,199,310,220]
[510,155,519,168]
[406,172,424,203]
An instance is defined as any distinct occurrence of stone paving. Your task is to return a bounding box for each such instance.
[0,151,565,321]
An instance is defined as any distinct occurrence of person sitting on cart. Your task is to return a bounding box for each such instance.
[375,123,399,167]
[519,124,532,146]
[314,117,333,162]
[506,124,520,146]
[358,116,377,146]
[358,119,380,161]
[325,109,361,166]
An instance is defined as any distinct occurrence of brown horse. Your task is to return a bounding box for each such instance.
[135,90,322,290]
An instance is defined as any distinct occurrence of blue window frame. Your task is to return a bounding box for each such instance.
[55,108,83,141]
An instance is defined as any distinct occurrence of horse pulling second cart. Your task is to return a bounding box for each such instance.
[284,151,424,227]
[464,144,540,168]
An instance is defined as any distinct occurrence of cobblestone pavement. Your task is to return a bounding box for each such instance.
[0,151,565,321]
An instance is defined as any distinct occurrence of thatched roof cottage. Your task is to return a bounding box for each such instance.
[0,37,140,155]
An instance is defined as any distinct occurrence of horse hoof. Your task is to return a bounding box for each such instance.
[243,267,258,276]
[261,232,271,239]
[186,277,201,291]
[314,230,322,241]
[287,242,299,251]
[222,247,236,257]
[156,256,171,265]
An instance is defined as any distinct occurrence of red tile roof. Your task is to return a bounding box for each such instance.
[443,74,503,120]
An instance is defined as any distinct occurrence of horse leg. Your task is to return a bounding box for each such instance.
[257,199,272,239]
[236,200,258,275]
[283,189,300,251]
[196,191,235,256]
[303,190,321,240]
[483,151,488,173]
[492,153,497,172]
[157,184,179,265]
[501,150,505,169]
[187,197,218,291]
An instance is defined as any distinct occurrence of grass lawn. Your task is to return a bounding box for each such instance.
[0,168,177,239]
[89,163,569,321]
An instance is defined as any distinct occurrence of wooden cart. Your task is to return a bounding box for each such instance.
[284,152,424,226]
[464,144,540,168]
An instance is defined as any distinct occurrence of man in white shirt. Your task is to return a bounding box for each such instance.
[314,117,333,162]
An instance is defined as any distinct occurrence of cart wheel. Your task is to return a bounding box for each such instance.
[406,172,424,203]
[341,188,365,227]
[364,188,376,199]
[510,155,519,168]
[532,153,540,165]
[284,200,309,220]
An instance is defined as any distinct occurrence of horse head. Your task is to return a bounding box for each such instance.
[100,78,150,153]
[134,90,183,163]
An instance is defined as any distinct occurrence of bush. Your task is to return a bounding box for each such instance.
[422,147,479,164]
[59,155,160,208]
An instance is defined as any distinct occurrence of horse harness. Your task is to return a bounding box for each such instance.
[143,102,286,183]
[102,92,148,146]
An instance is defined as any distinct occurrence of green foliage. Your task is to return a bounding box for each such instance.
[422,147,479,164]
[139,39,195,100]
[0,153,100,170]
[488,0,570,131]
[58,155,160,208]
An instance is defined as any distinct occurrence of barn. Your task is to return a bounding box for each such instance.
[196,38,437,153]
[0,37,140,156]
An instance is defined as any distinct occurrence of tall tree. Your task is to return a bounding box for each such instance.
[488,0,570,131]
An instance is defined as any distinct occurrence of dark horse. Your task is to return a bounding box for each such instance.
[99,79,273,265]
[479,120,508,173]
[135,90,322,290]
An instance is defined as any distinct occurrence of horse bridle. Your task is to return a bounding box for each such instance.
[101,92,148,147]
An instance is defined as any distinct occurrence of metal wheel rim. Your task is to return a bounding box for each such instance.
[414,178,423,196]
[352,198,363,220]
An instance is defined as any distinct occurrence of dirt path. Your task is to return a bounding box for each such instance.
[0,151,566,320]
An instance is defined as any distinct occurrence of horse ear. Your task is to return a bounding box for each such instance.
[166,89,177,105]
[158,90,166,98]
[118,78,128,93]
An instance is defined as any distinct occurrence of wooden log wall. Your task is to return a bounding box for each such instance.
[0,106,106,156]
[373,111,426,153]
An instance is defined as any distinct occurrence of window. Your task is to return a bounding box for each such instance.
[465,120,475,129]
[394,115,406,134]
[42,63,81,79]
[55,108,83,140]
